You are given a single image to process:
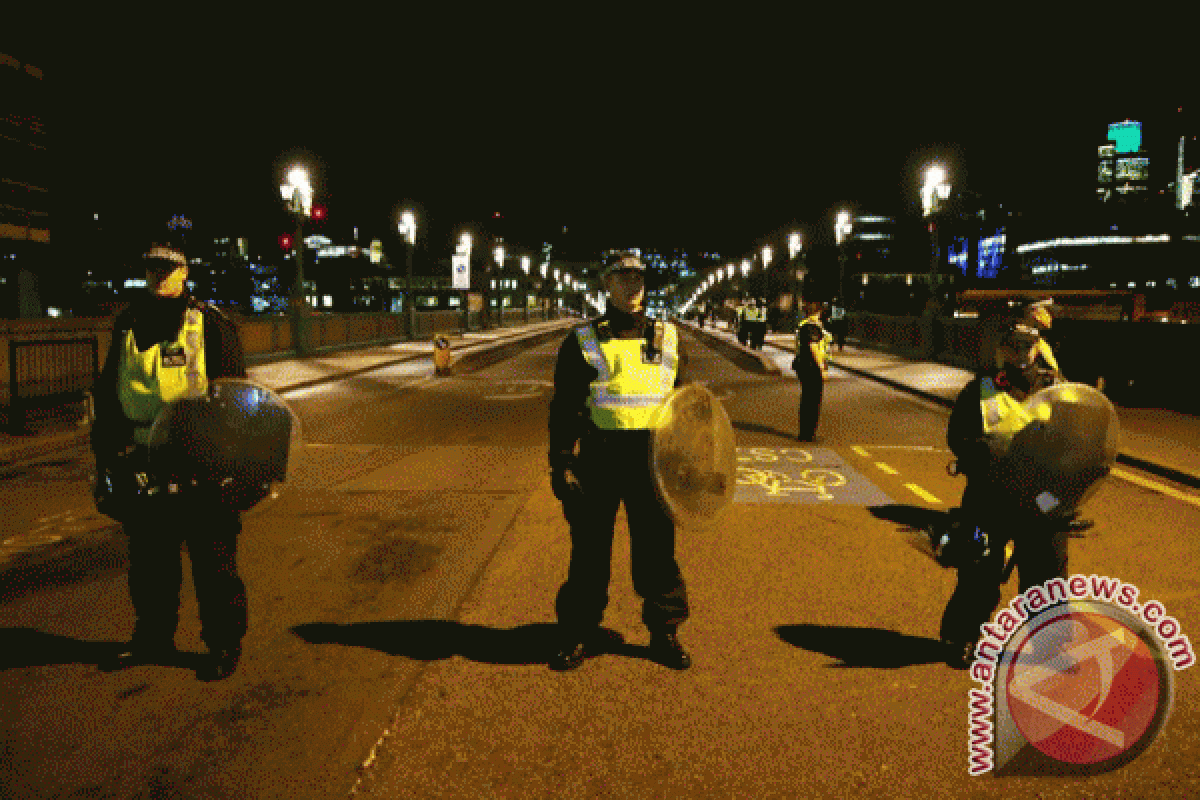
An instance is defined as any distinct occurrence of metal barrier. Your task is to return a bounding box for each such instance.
[7,337,99,433]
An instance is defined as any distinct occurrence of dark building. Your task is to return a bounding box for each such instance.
[0,51,48,318]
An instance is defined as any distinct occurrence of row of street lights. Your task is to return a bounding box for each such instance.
[280,165,579,348]
[683,163,952,321]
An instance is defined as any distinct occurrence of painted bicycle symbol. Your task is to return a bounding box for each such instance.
[735,464,847,501]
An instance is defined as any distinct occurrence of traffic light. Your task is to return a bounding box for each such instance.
[279,233,292,250]
[311,205,326,222]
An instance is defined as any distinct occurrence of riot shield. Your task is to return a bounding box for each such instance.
[986,382,1119,516]
[650,384,738,525]
[147,379,303,514]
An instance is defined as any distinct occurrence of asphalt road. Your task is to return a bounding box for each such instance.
[1,329,1197,798]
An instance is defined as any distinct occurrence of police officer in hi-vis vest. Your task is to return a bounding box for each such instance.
[92,245,249,681]
[547,252,692,672]
[938,340,1069,668]
[793,301,832,442]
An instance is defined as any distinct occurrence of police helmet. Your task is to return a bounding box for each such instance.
[142,245,188,274]
[604,253,646,277]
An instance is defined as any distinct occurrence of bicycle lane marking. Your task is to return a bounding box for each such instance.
[850,444,945,505]
[733,446,893,505]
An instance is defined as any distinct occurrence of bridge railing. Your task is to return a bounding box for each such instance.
[0,309,570,428]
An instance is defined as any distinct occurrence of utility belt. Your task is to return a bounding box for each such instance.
[93,443,264,521]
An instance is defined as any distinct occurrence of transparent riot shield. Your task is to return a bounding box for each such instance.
[147,379,303,515]
[987,382,1119,517]
[650,384,738,525]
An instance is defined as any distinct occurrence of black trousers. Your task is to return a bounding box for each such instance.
[939,480,1069,643]
[751,322,766,350]
[124,505,247,649]
[797,369,824,440]
[556,433,689,635]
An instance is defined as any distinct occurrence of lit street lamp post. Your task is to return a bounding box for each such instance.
[398,210,417,338]
[835,210,853,311]
[761,245,773,322]
[280,167,314,356]
[922,164,951,279]
[489,240,505,329]
[789,232,804,329]
[520,255,531,323]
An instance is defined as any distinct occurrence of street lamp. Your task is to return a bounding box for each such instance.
[788,232,802,260]
[921,165,950,217]
[398,209,417,336]
[280,166,314,356]
[520,255,531,322]
[835,210,853,309]
[922,164,952,301]
[789,232,804,326]
[487,240,504,328]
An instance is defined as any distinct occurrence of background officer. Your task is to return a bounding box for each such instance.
[749,298,767,350]
[829,298,847,353]
[1023,297,1062,380]
[939,340,1069,667]
[793,301,831,442]
[92,244,250,681]
[547,253,692,672]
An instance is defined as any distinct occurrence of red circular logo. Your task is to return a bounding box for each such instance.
[1005,606,1168,768]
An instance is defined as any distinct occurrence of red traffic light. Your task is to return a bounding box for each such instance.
[311,205,326,221]
[279,233,293,250]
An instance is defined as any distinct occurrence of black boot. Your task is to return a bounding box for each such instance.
[198,643,242,682]
[649,630,692,670]
[942,638,978,670]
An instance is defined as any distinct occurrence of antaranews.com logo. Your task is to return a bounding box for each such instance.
[966,574,1194,777]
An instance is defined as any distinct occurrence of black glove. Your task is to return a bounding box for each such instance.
[550,460,586,521]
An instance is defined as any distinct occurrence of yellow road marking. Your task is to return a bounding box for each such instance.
[874,461,899,475]
[1112,469,1200,509]
[905,483,942,504]
[851,446,870,458]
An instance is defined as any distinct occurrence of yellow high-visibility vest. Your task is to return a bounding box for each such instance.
[575,320,679,429]
[978,376,1036,436]
[117,307,207,444]
[796,313,831,361]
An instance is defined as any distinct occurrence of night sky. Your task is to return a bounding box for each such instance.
[44,14,1192,264]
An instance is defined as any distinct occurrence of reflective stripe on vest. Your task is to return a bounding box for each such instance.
[978,376,1035,436]
[118,308,208,444]
[576,321,679,429]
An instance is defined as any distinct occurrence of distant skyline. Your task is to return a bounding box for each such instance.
[41,20,1194,264]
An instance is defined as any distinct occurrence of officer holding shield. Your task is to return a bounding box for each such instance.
[92,245,250,681]
[547,252,692,671]
[938,339,1072,668]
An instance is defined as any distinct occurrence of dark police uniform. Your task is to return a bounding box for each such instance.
[793,312,830,442]
[547,307,691,670]
[938,364,1069,667]
[92,288,249,680]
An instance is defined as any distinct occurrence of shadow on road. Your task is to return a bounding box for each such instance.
[0,627,204,672]
[732,420,798,440]
[867,503,955,531]
[291,621,667,667]
[773,624,949,668]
